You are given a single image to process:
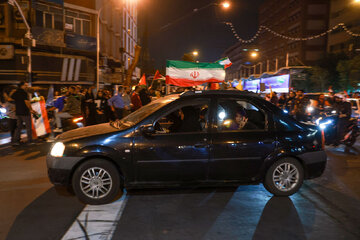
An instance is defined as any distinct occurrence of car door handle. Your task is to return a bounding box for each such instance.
[194,143,208,148]
[263,139,274,144]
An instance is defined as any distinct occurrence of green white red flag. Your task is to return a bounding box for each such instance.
[138,74,146,86]
[216,57,232,69]
[166,60,225,87]
[154,70,164,80]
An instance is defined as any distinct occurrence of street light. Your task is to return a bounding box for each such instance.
[250,52,258,58]
[221,1,230,9]
[192,51,199,57]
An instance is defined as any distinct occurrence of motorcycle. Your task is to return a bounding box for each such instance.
[0,107,9,132]
[47,108,84,133]
[315,113,359,147]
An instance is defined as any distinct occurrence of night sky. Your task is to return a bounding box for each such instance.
[139,0,265,70]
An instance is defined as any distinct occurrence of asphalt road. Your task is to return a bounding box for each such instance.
[0,142,359,240]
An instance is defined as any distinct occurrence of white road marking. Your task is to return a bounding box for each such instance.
[61,192,128,240]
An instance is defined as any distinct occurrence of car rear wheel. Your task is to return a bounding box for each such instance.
[72,159,121,205]
[263,158,304,196]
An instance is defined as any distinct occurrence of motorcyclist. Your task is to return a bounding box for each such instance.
[333,95,352,145]
[293,90,310,122]
[313,94,331,117]
[54,86,81,132]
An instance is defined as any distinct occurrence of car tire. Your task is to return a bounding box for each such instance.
[72,158,121,205]
[263,158,304,196]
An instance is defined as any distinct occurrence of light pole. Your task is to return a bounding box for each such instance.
[8,0,32,86]
[96,7,104,91]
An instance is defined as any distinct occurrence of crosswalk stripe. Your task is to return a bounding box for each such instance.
[61,192,128,240]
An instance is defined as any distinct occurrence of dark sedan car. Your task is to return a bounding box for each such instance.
[47,90,327,204]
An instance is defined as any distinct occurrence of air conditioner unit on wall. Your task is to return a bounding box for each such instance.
[0,45,14,59]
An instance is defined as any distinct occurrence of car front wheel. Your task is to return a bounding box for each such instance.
[72,159,121,205]
[263,158,304,196]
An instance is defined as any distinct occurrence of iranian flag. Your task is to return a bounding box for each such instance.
[166,60,225,87]
[216,57,232,69]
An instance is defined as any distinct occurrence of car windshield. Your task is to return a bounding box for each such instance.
[110,94,179,129]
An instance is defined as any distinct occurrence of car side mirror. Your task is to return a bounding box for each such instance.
[141,124,155,136]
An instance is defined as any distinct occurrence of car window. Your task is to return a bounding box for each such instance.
[349,100,358,110]
[154,99,210,134]
[113,95,179,129]
[216,98,266,132]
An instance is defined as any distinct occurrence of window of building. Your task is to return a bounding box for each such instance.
[307,4,327,15]
[35,3,63,30]
[65,10,92,36]
[307,20,325,30]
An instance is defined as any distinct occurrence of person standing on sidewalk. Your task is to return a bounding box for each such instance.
[12,81,37,145]
[108,86,126,120]
[122,87,132,117]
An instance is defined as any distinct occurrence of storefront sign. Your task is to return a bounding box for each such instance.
[262,74,290,93]
[32,27,65,48]
[65,33,97,52]
[243,79,260,92]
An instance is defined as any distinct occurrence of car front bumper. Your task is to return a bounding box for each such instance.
[298,150,327,179]
[47,155,83,186]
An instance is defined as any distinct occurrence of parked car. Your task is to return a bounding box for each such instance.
[47,90,327,205]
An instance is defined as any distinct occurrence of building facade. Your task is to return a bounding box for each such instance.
[97,0,139,85]
[258,0,330,72]
[222,42,261,81]
[0,0,97,86]
[327,0,360,55]
[0,0,139,87]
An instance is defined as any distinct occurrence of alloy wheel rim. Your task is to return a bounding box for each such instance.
[272,163,299,192]
[80,167,113,199]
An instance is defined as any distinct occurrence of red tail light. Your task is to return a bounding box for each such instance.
[73,117,84,123]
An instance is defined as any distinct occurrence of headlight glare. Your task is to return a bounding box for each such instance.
[51,142,65,157]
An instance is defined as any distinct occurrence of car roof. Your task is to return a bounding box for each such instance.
[179,90,261,98]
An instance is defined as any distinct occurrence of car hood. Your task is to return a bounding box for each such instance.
[57,123,119,142]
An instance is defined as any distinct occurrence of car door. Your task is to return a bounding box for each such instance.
[208,97,276,181]
[133,98,211,183]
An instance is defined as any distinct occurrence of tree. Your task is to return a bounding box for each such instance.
[315,53,349,91]
[309,66,329,92]
[337,55,360,91]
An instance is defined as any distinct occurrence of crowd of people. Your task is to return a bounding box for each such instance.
[0,82,164,145]
[1,81,359,146]
[264,89,356,145]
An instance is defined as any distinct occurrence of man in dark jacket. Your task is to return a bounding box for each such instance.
[12,81,38,145]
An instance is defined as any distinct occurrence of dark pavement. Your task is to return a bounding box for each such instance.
[0,142,359,240]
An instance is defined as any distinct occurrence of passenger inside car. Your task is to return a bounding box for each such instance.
[224,106,258,130]
[177,106,202,132]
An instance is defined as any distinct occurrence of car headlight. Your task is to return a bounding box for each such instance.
[0,107,6,114]
[307,106,314,113]
[50,142,65,157]
[315,117,322,125]
[319,120,333,130]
